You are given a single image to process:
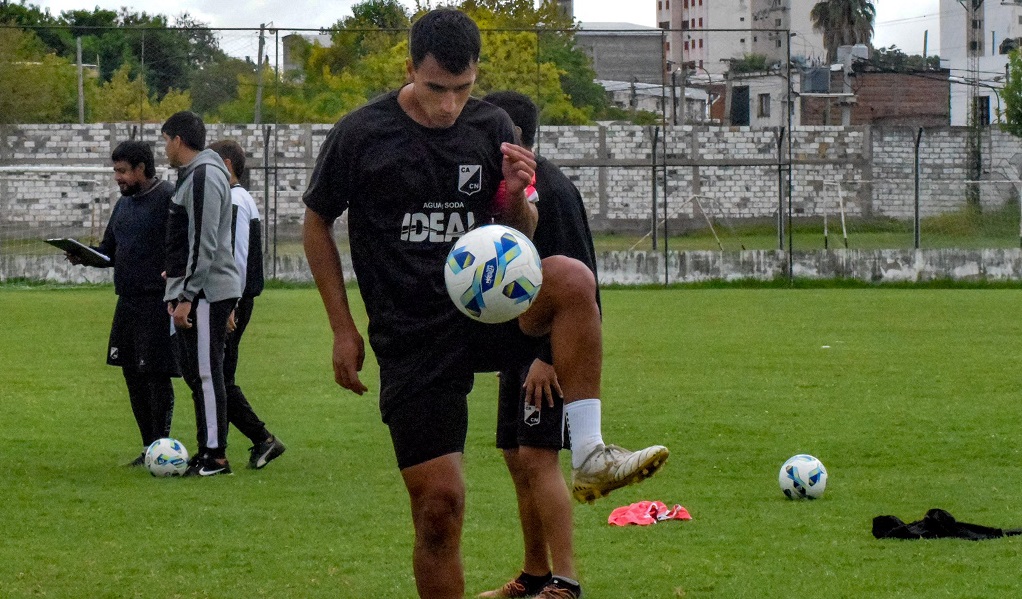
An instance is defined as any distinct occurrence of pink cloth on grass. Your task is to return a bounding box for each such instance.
[608,501,692,526]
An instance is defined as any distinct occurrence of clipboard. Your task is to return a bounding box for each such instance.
[46,238,111,267]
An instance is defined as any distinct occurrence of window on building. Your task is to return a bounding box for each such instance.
[970,40,984,53]
[758,94,771,118]
[740,38,746,44]
[691,18,696,27]
[685,40,690,50]
[698,60,703,68]
[776,18,782,27]
[776,39,783,48]
[699,18,703,27]
[698,39,703,48]
[659,20,670,29]
[658,1,662,9]
[740,17,745,22]
[666,0,670,9]
[973,19,983,29]
[754,36,758,42]
[666,41,671,52]
[1019,15,1022,25]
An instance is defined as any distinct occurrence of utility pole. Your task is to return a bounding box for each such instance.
[76,37,84,124]
[959,0,984,209]
[254,23,266,125]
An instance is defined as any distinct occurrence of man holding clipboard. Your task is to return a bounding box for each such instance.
[64,140,179,466]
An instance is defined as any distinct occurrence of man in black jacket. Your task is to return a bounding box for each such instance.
[68,140,178,466]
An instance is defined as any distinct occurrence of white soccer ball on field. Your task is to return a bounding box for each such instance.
[144,438,189,477]
[444,224,543,324]
[778,454,828,499]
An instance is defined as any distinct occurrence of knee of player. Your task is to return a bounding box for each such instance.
[540,256,597,302]
[413,487,465,545]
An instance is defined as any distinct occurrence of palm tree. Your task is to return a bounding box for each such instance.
[810,0,878,63]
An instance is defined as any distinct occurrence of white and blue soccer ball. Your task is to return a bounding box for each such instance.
[778,454,828,499]
[144,438,189,477]
[444,224,543,324]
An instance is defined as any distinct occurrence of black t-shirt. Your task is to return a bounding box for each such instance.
[304,90,515,357]
[532,156,598,281]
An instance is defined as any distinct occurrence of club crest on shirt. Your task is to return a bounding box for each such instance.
[109,347,119,360]
[523,402,541,427]
[458,165,482,196]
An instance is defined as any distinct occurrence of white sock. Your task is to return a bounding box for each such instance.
[565,399,604,468]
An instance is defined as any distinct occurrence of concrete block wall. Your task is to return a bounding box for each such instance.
[5,122,1022,241]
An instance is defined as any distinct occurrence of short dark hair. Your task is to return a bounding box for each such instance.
[111,140,156,178]
[161,111,206,151]
[208,139,246,179]
[409,9,480,74]
[482,91,538,148]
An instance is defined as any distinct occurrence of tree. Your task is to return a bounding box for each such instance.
[809,0,877,63]
[0,27,78,123]
[866,45,941,72]
[1001,48,1022,137]
[86,63,190,122]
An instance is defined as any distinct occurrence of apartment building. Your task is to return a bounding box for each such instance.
[938,0,1022,126]
[656,0,825,76]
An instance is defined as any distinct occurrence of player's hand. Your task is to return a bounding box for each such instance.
[226,310,237,333]
[65,252,82,266]
[172,301,192,329]
[333,329,368,395]
[500,142,536,200]
[523,358,561,410]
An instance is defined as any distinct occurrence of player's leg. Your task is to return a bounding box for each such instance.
[382,357,473,599]
[224,296,285,468]
[180,298,234,476]
[401,454,466,599]
[480,368,555,598]
[518,255,669,503]
[109,296,148,465]
[134,293,177,442]
[121,365,154,463]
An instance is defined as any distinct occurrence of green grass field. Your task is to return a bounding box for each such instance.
[3,285,1022,598]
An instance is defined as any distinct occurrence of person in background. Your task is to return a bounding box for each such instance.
[161,111,240,477]
[67,140,178,466]
[208,139,286,469]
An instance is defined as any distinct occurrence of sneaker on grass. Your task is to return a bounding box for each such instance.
[535,577,582,599]
[478,571,552,598]
[571,443,669,503]
[183,455,233,477]
[248,435,286,469]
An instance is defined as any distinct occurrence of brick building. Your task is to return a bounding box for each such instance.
[800,69,951,127]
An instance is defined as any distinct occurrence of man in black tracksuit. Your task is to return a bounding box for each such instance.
[69,140,179,466]
[161,111,241,477]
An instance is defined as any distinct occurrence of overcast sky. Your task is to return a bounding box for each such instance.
[31,1,941,59]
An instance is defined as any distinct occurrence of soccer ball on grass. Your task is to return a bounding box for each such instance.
[144,438,189,477]
[444,225,542,324]
[778,454,827,499]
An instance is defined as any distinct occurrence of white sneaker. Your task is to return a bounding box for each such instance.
[571,444,670,503]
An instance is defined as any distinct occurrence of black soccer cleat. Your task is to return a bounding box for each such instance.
[183,455,233,477]
[248,435,286,469]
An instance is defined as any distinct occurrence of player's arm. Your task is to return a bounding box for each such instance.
[497,142,538,238]
[302,207,368,395]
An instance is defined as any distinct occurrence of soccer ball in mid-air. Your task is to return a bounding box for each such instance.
[444,224,543,324]
[144,438,189,477]
[779,454,828,499]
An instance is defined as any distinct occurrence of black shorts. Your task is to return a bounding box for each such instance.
[107,294,180,375]
[380,320,537,470]
[495,361,569,451]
